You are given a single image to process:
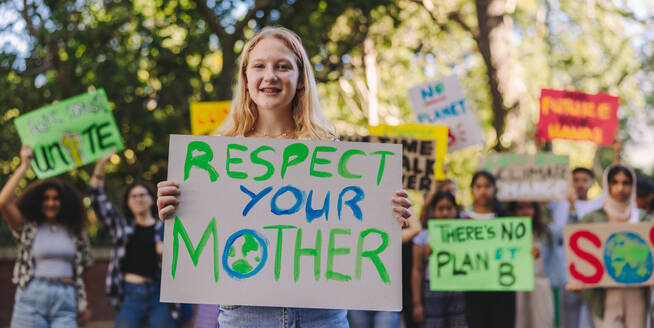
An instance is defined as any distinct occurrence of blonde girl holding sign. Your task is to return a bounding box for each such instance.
[157,26,418,327]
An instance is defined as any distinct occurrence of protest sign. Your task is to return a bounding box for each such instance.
[478,153,571,201]
[340,135,436,192]
[428,217,534,291]
[408,75,484,151]
[563,222,654,288]
[368,124,448,180]
[161,135,402,310]
[190,101,231,135]
[537,89,619,146]
[13,89,124,179]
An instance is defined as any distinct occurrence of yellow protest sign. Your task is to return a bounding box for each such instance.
[369,124,448,180]
[190,101,231,135]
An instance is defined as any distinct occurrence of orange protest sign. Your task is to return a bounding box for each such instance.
[537,89,619,146]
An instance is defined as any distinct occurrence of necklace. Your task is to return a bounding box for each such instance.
[249,128,296,139]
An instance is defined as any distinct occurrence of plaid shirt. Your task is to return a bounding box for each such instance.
[11,221,93,313]
[89,186,179,319]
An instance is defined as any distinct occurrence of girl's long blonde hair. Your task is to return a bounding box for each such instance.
[216,27,336,141]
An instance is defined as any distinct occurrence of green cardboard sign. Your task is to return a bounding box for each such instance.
[13,89,124,178]
[428,217,534,291]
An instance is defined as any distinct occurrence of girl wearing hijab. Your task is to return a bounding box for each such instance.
[572,165,652,328]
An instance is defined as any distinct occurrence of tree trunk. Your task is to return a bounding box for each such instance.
[216,38,237,101]
[475,0,525,151]
[363,38,379,126]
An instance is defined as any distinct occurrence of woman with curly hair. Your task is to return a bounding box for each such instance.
[0,146,93,328]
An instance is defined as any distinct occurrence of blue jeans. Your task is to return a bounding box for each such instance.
[11,278,77,328]
[219,305,348,328]
[347,310,399,328]
[115,281,176,328]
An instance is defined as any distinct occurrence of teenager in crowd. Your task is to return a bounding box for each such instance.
[412,191,466,328]
[636,176,654,215]
[567,165,652,327]
[90,153,191,327]
[434,178,458,197]
[460,171,515,328]
[156,26,418,328]
[0,146,92,328]
[548,167,602,328]
[509,201,565,328]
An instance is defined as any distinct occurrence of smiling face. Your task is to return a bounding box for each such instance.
[609,171,633,203]
[41,188,61,222]
[127,185,153,217]
[245,38,302,116]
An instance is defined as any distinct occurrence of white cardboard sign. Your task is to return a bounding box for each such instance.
[408,74,484,151]
[161,135,403,310]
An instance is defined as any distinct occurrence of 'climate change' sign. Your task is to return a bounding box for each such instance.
[478,153,570,201]
[161,135,402,310]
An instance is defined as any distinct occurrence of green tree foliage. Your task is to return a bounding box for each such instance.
[0,0,652,243]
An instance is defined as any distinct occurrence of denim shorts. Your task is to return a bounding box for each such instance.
[348,310,399,328]
[11,277,77,328]
[219,305,348,328]
[115,281,176,328]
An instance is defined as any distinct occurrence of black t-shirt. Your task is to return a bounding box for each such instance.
[122,224,157,279]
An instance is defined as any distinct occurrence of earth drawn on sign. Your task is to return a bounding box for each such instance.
[603,232,653,284]
[227,232,263,275]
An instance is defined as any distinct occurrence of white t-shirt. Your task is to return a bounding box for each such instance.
[461,210,496,220]
[548,196,604,228]
[548,196,604,283]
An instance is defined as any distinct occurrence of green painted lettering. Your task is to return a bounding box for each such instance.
[226,144,248,179]
[294,228,322,282]
[355,228,390,284]
[338,149,365,179]
[309,146,336,178]
[184,141,219,182]
[171,216,219,282]
[251,146,275,181]
[281,143,309,179]
[370,151,395,185]
[326,228,352,282]
[263,225,297,281]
